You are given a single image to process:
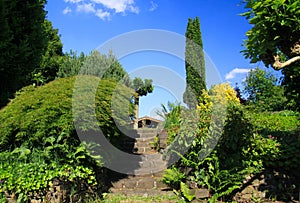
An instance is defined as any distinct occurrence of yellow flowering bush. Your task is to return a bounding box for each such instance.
[197,83,239,112]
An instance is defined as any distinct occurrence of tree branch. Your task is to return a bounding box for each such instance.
[272,55,300,70]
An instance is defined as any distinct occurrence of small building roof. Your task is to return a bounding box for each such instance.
[137,116,162,123]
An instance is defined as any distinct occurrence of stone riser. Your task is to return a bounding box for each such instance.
[135,147,153,154]
[109,128,171,194]
[124,135,157,153]
[111,176,169,190]
[125,133,158,139]
[109,189,174,197]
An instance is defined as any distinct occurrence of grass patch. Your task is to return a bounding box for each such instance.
[99,194,185,203]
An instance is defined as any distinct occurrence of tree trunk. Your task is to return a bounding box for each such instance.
[133,96,139,129]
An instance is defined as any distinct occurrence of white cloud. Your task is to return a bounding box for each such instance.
[95,9,111,20]
[63,7,72,14]
[128,5,139,14]
[64,0,139,20]
[225,68,252,80]
[149,1,158,11]
[64,0,82,3]
[76,3,96,13]
[91,0,138,13]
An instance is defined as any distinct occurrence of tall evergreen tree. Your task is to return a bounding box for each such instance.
[0,0,48,107]
[183,17,206,109]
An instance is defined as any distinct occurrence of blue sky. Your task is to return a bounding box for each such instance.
[45,0,269,118]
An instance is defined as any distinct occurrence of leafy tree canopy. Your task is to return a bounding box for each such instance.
[241,0,300,70]
[242,68,286,111]
[132,77,153,97]
[58,50,131,86]
[81,50,130,84]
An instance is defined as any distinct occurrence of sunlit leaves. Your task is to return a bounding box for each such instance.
[241,0,300,67]
[242,68,286,111]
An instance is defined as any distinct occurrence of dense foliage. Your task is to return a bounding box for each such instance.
[80,50,131,85]
[242,0,300,70]
[157,102,183,144]
[1,1,300,201]
[0,0,48,107]
[184,17,206,109]
[163,83,300,202]
[33,20,64,85]
[241,0,300,115]
[282,62,300,111]
[57,50,86,78]
[242,68,287,111]
[0,76,134,201]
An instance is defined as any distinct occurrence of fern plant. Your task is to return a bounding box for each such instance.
[162,167,186,190]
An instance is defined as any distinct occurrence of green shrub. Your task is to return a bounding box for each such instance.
[192,105,261,200]
[0,143,101,202]
[0,76,134,201]
[249,110,300,171]
[166,102,300,201]
[0,76,133,151]
[250,110,299,134]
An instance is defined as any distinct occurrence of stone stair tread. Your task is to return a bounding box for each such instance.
[134,147,154,154]
[111,178,168,189]
[135,137,156,141]
[108,128,172,196]
[109,188,174,197]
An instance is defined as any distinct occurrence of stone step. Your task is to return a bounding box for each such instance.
[136,129,160,134]
[138,133,158,138]
[123,137,158,153]
[134,139,156,148]
[124,137,156,145]
[134,142,152,148]
[134,147,154,154]
[121,146,154,154]
[134,133,158,139]
[133,157,167,175]
[123,129,160,139]
[108,188,174,198]
[111,176,169,190]
[104,153,168,175]
[138,160,166,168]
[135,133,159,137]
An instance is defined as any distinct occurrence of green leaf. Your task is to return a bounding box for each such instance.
[180,182,195,202]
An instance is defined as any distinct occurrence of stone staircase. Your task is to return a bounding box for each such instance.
[123,129,160,154]
[108,128,173,197]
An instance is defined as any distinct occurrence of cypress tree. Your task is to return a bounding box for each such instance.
[183,17,206,109]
